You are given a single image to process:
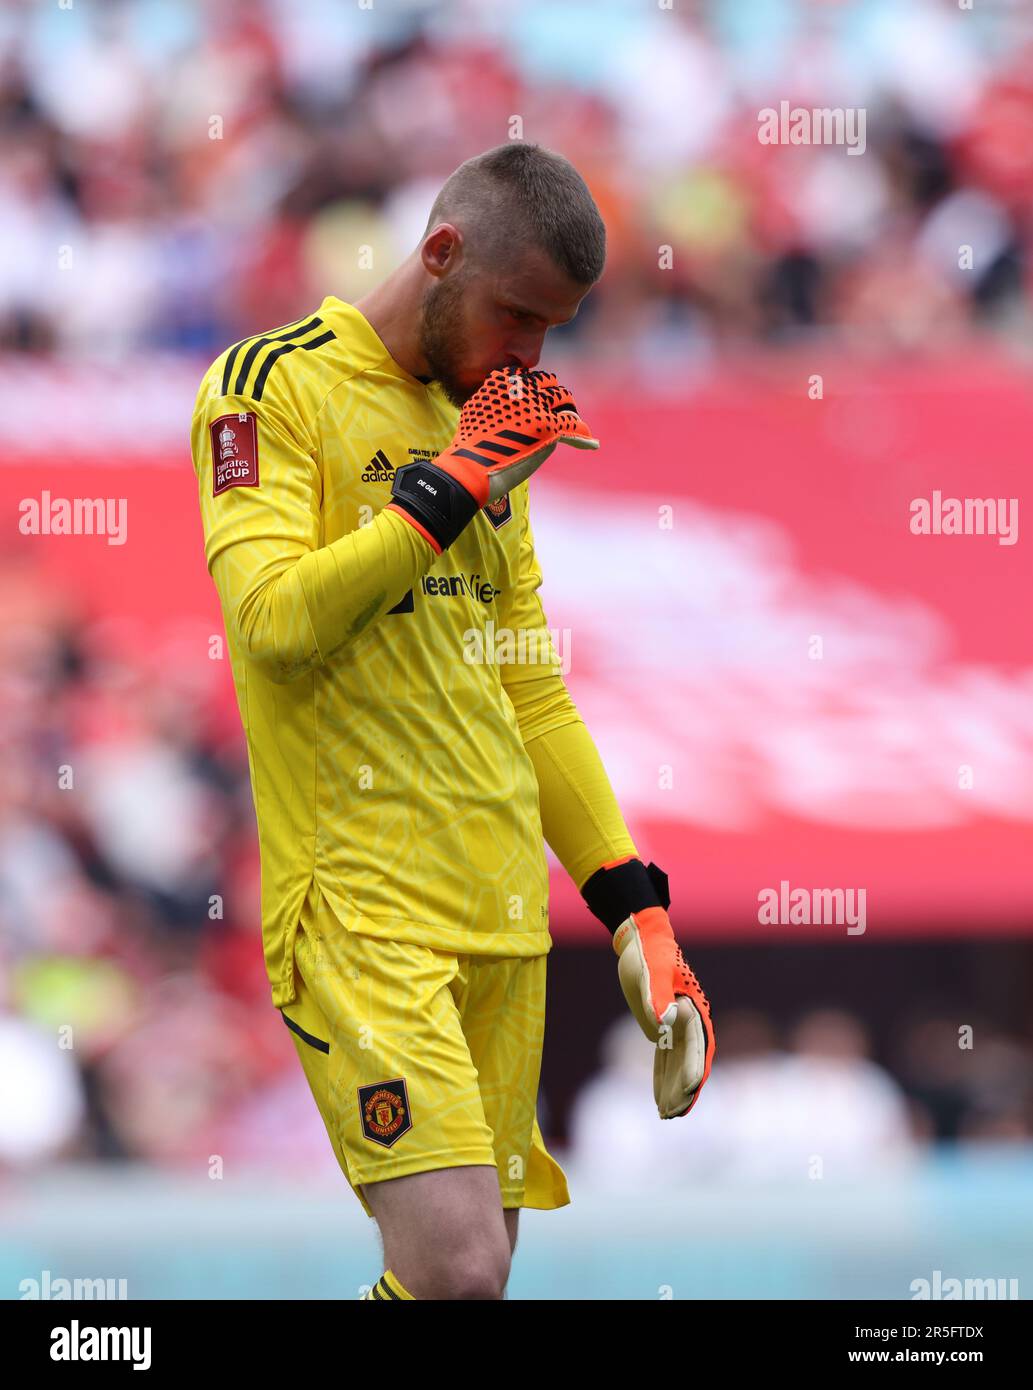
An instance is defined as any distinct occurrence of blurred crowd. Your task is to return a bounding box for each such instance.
[0,562,276,1169]
[3,0,1033,1180]
[569,1008,1033,1190]
[2,0,1033,365]
[1,563,1031,1176]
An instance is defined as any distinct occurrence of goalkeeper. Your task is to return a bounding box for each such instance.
[189,141,714,1302]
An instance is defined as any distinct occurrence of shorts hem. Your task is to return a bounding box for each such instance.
[500,1193,573,1211]
[348,1148,498,1186]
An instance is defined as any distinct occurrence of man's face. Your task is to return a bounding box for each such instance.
[417,246,592,407]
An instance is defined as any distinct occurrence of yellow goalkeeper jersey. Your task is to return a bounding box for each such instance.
[190,296,565,1007]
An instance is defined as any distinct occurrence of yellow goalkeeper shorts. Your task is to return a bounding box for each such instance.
[280,881,571,1218]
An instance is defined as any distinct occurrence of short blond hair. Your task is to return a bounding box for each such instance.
[423,141,606,285]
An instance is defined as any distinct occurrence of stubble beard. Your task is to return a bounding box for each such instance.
[417,273,478,408]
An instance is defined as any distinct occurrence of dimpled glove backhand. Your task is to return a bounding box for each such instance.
[387,366,598,553]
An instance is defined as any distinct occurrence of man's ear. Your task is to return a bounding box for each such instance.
[421,223,463,276]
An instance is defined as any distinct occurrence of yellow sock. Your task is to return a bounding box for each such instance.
[362,1269,415,1300]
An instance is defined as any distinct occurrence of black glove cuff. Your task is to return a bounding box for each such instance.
[389,459,480,552]
[580,858,671,934]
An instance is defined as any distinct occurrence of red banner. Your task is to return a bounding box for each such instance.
[4,355,1030,939]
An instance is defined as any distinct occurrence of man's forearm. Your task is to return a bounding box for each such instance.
[217,507,433,683]
[522,716,639,893]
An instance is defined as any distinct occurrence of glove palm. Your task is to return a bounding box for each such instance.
[613,905,714,1119]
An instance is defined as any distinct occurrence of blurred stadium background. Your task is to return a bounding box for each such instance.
[2,0,1032,1300]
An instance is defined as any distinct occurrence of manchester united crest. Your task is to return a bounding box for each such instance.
[484,494,512,529]
[358,1079,412,1147]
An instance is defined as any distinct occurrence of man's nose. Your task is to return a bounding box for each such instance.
[504,341,543,371]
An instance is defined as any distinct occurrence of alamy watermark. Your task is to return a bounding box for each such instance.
[463,620,572,675]
[758,100,866,155]
[910,491,1018,545]
[911,1269,1018,1300]
[18,491,127,546]
[20,1269,128,1299]
[758,881,867,935]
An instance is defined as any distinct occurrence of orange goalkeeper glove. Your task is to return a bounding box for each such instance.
[387,366,598,554]
[581,857,715,1118]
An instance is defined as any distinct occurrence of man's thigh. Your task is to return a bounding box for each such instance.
[365,1172,520,1253]
[363,1172,520,1254]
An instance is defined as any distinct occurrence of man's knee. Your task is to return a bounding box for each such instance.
[406,1239,511,1300]
[367,1166,513,1300]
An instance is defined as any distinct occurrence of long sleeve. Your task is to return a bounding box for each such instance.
[191,372,435,683]
[500,489,638,891]
[524,718,639,893]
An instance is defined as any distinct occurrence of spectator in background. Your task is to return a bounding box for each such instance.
[568,1007,918,1188]
[0,561,287,1165]
[894,1013,1033,1143]
[0,0,1030,361]
[0,1010,85,1170]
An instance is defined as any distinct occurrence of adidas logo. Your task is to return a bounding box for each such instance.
[361,449,394,483]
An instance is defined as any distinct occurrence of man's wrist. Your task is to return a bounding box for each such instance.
[388,458,481,553]
[580,856,671,934]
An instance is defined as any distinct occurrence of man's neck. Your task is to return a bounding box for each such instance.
[354,258,430,382]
